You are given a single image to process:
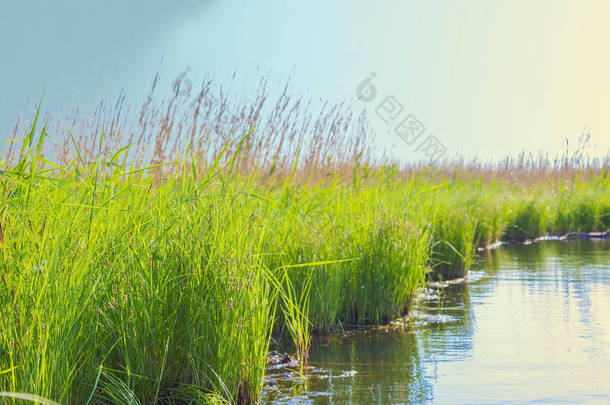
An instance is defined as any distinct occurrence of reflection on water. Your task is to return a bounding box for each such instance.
[262,241,610,404]
[264,329,433,404]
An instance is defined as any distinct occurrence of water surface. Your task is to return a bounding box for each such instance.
[263,240,610,404]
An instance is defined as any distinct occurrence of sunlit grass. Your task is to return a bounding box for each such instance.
[1,106,609,404]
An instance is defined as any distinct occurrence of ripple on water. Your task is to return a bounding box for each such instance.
[263,241,610,404]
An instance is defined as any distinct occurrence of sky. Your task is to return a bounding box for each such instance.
[1,0,609,162]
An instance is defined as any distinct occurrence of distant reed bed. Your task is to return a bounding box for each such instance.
[1,76,609,403]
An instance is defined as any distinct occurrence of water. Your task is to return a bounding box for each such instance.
[263,240,610,404]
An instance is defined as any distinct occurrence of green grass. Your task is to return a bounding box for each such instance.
[1,118,609,404]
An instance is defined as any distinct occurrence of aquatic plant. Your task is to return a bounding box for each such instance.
[1,95,609,404]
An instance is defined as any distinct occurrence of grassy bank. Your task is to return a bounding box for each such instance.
[1,99,609,403]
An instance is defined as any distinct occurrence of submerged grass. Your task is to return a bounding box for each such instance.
[1,94,610,404]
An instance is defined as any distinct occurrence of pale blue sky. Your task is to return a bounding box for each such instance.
[2,0,609,161]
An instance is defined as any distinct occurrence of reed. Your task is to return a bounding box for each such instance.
[1,85,609,404]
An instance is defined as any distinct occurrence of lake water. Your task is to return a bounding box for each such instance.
[263,240,610,404]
